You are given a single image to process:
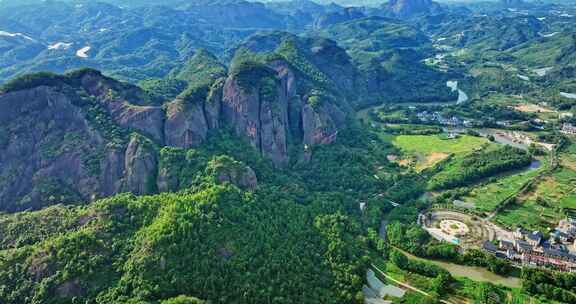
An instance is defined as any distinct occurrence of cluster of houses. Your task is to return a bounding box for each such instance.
[415,111,474,127]
[561,123,576,135]
[483,218,576,272]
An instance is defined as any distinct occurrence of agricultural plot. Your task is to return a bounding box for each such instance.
[537,169,576,209]
[482,93,526,106]
[392,135,489,171]
[493,168,576,231]
[494,197,562,231]
[560,143,576,171]
[462,166,543,213]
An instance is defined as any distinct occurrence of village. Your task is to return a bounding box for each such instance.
[385,100,576,139]
[418,210,576,273]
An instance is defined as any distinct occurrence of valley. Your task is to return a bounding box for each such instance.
[0,0,576,304]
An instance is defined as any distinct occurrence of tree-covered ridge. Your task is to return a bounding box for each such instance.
[316,16,456,106]
[138,49,228,102]
[232,31,358,102]
[0,181,367,304]
[0,68,156,105]
[0,100,406,303]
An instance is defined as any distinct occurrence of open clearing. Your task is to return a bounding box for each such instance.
[526,169,576,208]
[393,135,489,170]
[494,199,563,231]
[513,103,555,113]
[463,166,543,213]
[393,135,488,155]
[560,143,576,170]
[424,152,450,169]
[493,168,576,230]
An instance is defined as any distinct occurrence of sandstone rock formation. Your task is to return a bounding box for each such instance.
[0,45,350,210]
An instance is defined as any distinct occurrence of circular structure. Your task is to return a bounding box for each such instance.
[439,219,470,237]
[420,210,498,249]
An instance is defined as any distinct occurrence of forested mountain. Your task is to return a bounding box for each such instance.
[0,24,395,302]
[0,34,357,211]
[318,16,456,104]
[2,0,576,303]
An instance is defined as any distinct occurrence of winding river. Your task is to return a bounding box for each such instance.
[446,80,469,104]
[356,80,470,121]
[560,92,576,100]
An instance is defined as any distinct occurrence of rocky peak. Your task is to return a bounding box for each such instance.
[0,40,351,210]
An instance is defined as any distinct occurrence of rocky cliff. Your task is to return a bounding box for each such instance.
[0,70,162,211]
[0,39,351,211]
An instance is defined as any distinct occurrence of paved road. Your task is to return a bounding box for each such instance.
[371,264,455,304]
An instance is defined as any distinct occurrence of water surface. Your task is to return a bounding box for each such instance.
[398,249,522,288]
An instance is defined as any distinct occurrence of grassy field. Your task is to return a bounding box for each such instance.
[370,259,437,303]
[463,166,544,213]
[393,135,489,155]
[494,197,562,231]
[493,167,576,230]
[393,135,489,170]
[540,168,576,209]
[560,143,576,171]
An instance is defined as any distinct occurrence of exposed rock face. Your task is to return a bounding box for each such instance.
[0,52,349,210]
[222,76,263,151]
[207,156,258,190]
[0,86,102,211]
[106,102,165,143]
[124,136,157,195]
[164,98,208,149]
[156,165,177,193]
[0,71,162,210]
[259,79,290,166]
[205,79,224,129]
[100,147,126,197]
[216,165,258,190]
[221,68,291,166]
[302,101,346,146]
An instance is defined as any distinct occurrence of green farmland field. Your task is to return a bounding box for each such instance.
[393,135,489,155]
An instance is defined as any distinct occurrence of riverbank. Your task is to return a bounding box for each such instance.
[394,247,521,288]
